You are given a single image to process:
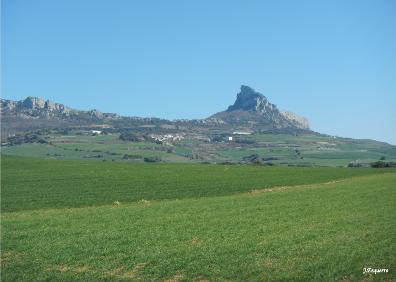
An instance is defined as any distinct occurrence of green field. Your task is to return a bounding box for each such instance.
[2,156,394,213]
[2,131,396,167]
[1,156,395,281]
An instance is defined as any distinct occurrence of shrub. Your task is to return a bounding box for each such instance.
[370,161,396,168]
[211,136,225,142]
[219,161,235,165]
[119,132,147,142]
[7,133,48,145]
[234,138,255,144]
[112,200,120,206]
[263,157,279,161]
[144,156,161,163]
[138,199,151,205]
[264,162,275,166]
[348,161,362,168]
[122,154,143,160]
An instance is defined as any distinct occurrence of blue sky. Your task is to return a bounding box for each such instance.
[2,0,396,144]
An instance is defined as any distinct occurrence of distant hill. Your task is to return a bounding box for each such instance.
[0,96,120,122]
[1,85,311,138]
[1,86,395,166]
[0,96,164,138]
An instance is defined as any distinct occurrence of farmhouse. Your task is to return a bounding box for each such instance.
[233,131,252,135]
[150,134,184,142]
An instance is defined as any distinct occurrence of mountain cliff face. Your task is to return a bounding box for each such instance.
[1,97,124,138]
[226,85,279,113]
[281,111,310,130]
[1,97,119,120]
[211,85,310,130]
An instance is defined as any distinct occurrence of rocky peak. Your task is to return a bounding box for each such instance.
[22,97,46,109]
[226,85,277,113]
[212,85,310,130]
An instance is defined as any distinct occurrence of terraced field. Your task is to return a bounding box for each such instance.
[1,156,395,281]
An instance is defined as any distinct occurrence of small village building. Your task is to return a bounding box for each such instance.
[232,131,251,135]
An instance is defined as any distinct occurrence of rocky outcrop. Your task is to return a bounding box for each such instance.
[22,97,46,109]
[1,99,17,111]
[281,111,310,130]
[2,97,72,116]
[211,85,310,130]
[0,97,119,121]
[227,85,278,113]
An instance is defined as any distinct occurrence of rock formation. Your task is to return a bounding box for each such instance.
[211,85,310,130]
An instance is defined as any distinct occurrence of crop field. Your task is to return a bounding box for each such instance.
[2,156,394,212]
[1,156,395,281]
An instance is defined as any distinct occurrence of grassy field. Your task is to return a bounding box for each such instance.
[2,156,395,212]
[2,131,396,166]
[1,156,395,281]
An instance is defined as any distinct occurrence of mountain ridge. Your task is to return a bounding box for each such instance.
[0,85,312,137]
[1,85,309,129]
[1,96,120,121]
[2,87,395,165]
